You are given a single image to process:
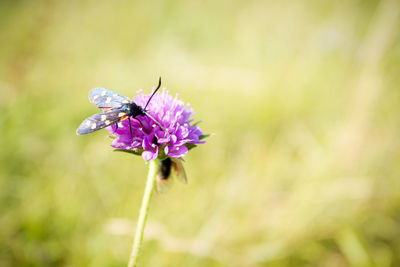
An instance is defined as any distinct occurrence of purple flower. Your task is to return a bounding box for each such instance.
[107,89,205,161]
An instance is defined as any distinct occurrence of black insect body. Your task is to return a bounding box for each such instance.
[158,157,173,181]
[76,78,165,140]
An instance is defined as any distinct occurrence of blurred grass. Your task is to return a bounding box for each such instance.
[1,0,400,266]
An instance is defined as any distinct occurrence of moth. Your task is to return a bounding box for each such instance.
[76,77,166,140]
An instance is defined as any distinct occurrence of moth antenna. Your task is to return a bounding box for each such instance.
[144,77,161,110]
[143,77,169,137]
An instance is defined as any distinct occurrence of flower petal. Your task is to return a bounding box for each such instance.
[166,145,188,158]
[142,146,158,161]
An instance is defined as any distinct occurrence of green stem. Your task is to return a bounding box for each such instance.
[128,159,159,267]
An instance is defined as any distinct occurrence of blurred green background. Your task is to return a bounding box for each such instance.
[1,0,400,266]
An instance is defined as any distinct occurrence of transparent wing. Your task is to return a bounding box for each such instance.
[156,176,173,194]
[171,158,187,184]
[76,110,124,135]
[88,88,130,108]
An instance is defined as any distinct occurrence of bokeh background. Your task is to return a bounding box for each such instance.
[1,0,400,266]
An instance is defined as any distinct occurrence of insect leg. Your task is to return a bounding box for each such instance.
[134,117,145,129]
[113,123,119,134]
[144,112,169,139]
[134,117,151,135]
[128,117,133,144]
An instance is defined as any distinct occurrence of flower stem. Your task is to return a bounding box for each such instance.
[128,159,159,267]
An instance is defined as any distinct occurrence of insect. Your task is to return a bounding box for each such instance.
[156,158,187,193]
[76,77,166,141]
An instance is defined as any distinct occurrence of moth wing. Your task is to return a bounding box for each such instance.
[88,88,130,109]
[76,110,123,135]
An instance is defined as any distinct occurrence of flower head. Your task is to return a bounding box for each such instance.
[107,88,205,161]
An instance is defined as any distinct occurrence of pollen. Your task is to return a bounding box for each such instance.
[101,91,107,96]
[85,120,91,126]
[118,112,126,117]
[122,100,129,104]
[91,123,96,129]
[100,115,107,121]
[93,95,99,100]
[105,97,112,103]
[105,120,111,125]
